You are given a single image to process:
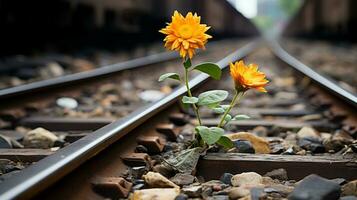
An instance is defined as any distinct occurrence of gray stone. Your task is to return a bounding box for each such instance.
[264,168,288,181]
[233,140,255,153]
[220,173,233,185]
[0,135,12,148]
[132,183,145,191]
[207,195,230,200]
[131,166,147,179]
[174,194,188,200]
[170,173,195,186]
[298,137,325,153]
[288,174,341,200]
[182,185,202,197]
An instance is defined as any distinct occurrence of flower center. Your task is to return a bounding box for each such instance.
[179,24,193,39]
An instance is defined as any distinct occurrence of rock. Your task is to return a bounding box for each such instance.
[288,174,341,200]
[0,159,23,175]
[131,166,147,179]
[202,185,213,199]
[132,188,180,200]
[143,172,179,188]
[182,185,202,197]
[220,173,233,185]
[170,173,195,186]
[231,172,263,187]
[229,187,250,199]
[298,137,325,153]
[264,168,288,181]
[297,127,320,139]
[56,97,78,109]
[270,143,285,154]
[342,180,357,196]
[0,135,12,148]
[252,126,268,137]
[23,127,59,148]
[324,131,354,152]
[132,183,145,191]
[232,140,255,153]
[153,164,174,178]
[269,184,294,195]
[174,194,188,200]
[39,62,64,78]
[138,90,165,102]
[226,132,270,154]
[341,196,357,200]
[207,195,230,200]
[330,178,346,185]
[250,187,266,200]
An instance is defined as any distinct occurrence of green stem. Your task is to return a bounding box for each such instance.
[218,90,242,128]
[184,67,202,126]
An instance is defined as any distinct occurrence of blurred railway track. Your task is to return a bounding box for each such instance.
[0,38,356,199]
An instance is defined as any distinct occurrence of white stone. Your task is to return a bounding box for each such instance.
[56,97,78,109]
[231,172,263,187]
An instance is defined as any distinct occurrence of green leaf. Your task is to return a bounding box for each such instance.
[221,105,230,110]
[193,62,222,80]
[196,126,224,145]
[184,58,192,69]
[158,73,180,82]
[197,90,228,106]
[232,114,250,120]
[224,114,232,122]
[216,136,234,149]
[182,96,198,104]
[213,107,225,114]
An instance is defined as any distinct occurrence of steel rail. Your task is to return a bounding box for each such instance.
[0,40,261,200]
[269,39,357,108]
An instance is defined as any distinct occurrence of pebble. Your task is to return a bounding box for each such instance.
[132,183,145,191]
[232,140,255,153]
[229,187,250,199]
[298,137,325,153]
[342,180,357,196]
[56,97,78,109]
[132,188,180,200]
[0,135,12,148]
[264,168,288,181]
[131,166,147,179]
[231,172,263,187]
[0,159,23,175]
[174,194,188,200]
[207,195,230,200]
[182,185,202,197]
[288,174,341,200]
[39,62,64,78]
[170,173,195,186]
[138,90,165,102]
[297,127,320,139]
[152,164,174,178]
[220,173,233,185]
[23,127,59,148]
[252,126,268,137]
[142,171,179,188]
[226,132,270,154]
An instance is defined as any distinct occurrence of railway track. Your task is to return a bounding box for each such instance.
[0,38,356,200]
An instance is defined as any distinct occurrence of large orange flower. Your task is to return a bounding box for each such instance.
[230,60,269,92]
[159,11,212,59]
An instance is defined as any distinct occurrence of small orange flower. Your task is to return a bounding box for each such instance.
[159,10,212,59]
[230,60,269,92]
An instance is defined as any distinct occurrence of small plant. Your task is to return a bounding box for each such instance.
[159,11,268,151]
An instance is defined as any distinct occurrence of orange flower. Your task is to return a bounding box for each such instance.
[159,10,212,59]
[230,60,269,92]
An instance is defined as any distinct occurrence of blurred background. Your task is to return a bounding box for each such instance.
[0,0,356,92]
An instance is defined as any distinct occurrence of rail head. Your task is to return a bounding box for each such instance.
[0,39,261,200]
[268,39,357,108]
